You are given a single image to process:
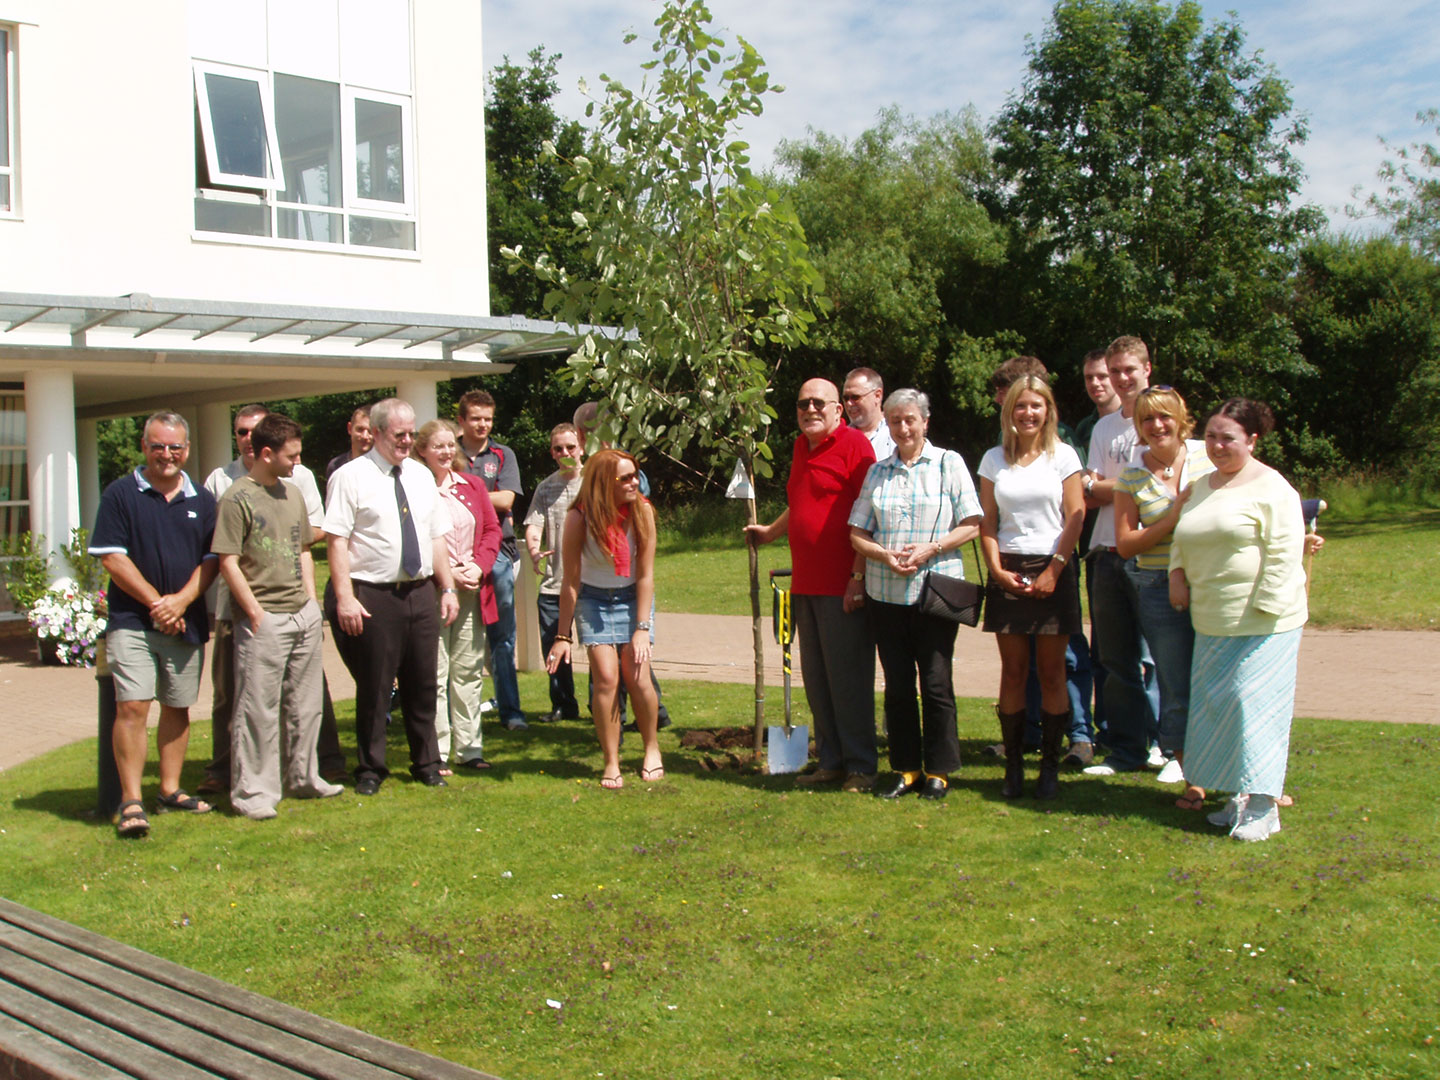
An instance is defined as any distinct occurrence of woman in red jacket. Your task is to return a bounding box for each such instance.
[414,419,502,772]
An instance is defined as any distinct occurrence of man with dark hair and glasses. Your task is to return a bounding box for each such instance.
[745,379,878,791]
[89,410,219,837]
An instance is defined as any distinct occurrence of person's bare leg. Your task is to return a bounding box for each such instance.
[1034,635,1070,715]
[995,633,1031,713]
[588,646,623,783]
[621,646,662,777]
[113,699,153,806]
[156,705,208,808]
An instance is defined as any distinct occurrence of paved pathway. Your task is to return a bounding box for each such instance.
[2,617,1435,773]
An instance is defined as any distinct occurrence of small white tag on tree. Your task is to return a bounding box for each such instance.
[725,459,754,499]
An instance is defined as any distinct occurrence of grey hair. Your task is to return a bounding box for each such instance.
[883,388,930,420]
[370,397,414,434]
[142,410,189,442]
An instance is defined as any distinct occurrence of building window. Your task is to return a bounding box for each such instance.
[190,0,415,251]
[1,27,14,214]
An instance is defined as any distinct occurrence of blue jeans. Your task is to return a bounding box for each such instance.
[484,552,524,724]
[536,592,579,716]
[1090,549,1157,769]
[1126,562,1195,756]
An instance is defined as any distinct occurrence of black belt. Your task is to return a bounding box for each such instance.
[355,577,432,595]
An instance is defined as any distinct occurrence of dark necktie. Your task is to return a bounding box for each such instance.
[392,465,423,578]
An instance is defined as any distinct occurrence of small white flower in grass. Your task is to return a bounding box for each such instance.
[546,999,562,1010]
[501,870,513,879]
[666,1005,678,1011]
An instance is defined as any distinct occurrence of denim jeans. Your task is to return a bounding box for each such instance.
[1126,561,1195,756]
[536,591,579,717]
[484,551,524,724]
[1090,549,1156,769]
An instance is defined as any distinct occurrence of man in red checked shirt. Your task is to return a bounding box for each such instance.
[745,377,878,791]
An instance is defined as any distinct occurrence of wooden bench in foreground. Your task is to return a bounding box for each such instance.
[0,898,501,1080]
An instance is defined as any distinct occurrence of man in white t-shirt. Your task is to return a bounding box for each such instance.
[1081,336,1159,776]
[843,367,896,462]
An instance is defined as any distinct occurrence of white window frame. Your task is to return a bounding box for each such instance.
[343,86,413,216]
[1,26,15,215]
[192,60,285,193]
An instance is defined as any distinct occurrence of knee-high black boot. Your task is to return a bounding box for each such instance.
[1035,709,1069,800]
[997,707,1026,799]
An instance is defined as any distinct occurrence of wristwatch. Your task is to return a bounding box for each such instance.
[1083,473,1095,495]
[636,620,653,632]
[1051,553,1068,566]
[441,587,457,594]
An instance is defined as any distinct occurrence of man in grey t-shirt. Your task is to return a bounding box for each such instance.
[523,423,584,722]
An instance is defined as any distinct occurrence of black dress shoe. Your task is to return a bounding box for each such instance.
[421,774,448,788]
[877,775,921,799]
[355,777,380,796]
[918,776,949,801]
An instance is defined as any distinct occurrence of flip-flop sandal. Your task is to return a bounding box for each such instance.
[438,767,454,777]
[640,765,666,782]
[600,773,624,790]
[155,789,213,814]
[1278,793,1294,807]
[458,758,492,771]
[115,800,150,838]
[1175,786,1206,811]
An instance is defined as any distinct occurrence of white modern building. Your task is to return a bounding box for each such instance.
[0,0,583,615]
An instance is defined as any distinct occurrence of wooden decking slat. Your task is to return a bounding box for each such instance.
[0,924,402,1080]
[0,899,501,1080]
[0,1010,135,1080]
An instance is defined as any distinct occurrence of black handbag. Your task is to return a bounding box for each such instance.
[918,540,984,626]
[914,450,983,626]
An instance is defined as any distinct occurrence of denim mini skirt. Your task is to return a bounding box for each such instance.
[576,583,654,647]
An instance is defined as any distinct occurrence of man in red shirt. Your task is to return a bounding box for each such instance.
[746,378,878,790]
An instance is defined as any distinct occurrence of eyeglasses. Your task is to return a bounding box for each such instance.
[842,391,876,403]
[390,431,417,442]
[147,443,186,454]
[796,398,834,412]
[616,472,640,485]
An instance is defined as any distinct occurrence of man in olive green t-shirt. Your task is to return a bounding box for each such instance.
[212,414,340,820]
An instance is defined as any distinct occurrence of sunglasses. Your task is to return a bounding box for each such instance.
[796,398,835,412]
[1139,384,1175,395]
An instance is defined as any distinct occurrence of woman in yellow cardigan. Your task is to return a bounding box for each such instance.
[1168,399,1307,843]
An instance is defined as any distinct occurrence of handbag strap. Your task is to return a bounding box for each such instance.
[926,450,981,579]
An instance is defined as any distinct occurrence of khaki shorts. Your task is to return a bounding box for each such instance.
[107,628,205,707]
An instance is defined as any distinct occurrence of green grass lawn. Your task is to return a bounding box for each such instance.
[3,674,1436,1079]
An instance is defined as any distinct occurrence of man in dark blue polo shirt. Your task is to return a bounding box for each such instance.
[89,411,219,837]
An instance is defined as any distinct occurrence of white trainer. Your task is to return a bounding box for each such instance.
[1207,795,1242,829]
[1230,794,1281,842]
[1146,744,1167,769]
[1155,758,1185,784]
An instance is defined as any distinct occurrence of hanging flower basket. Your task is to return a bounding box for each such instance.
[27,587,107,668]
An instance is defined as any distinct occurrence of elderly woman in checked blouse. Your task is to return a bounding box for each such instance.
[848,389,982,801]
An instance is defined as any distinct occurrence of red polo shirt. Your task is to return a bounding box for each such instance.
[786,424,876,595]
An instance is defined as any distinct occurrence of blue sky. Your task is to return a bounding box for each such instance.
[481,0,1440,228]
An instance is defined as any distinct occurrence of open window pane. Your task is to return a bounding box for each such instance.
[276,75,341,207]
[193,63,283,191]
[354,97,404,204]
[205,72,269,178]
[194,195,271,237]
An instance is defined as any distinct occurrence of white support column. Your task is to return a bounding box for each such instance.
[198,402,232,481]
[396,377,439,424]
[77,419,100,534]
[23,370,80,581]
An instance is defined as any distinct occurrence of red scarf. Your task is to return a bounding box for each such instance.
[605,504,633,577]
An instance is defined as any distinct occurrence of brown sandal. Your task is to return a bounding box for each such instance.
[1175,785,1206,812]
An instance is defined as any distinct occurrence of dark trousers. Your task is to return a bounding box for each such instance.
[536,592,580,716]
[206,618,344,782]
[867,599,961,776]
[325,578,441,783]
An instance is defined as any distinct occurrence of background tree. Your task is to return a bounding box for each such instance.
[771,108,1023,458]
[991,0,1324,416]
[1359,108,1440,261]
[1287,235,1440,477]
[505,0,825,753]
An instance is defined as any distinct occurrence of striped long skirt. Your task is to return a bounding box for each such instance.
[1182,627,1303,798]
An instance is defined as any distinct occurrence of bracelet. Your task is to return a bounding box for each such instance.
[441,587,457,594]
[554,634,572,644]
[1051,553,1068,566]
[636,620,653,632]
